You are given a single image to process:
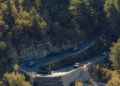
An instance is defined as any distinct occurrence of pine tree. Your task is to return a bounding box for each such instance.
[109,38,120,70]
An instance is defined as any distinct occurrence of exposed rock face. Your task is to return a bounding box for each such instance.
[8,42,78,62]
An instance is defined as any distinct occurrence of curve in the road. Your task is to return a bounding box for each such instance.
[19,29,107,73]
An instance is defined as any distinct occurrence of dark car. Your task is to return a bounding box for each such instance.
[26,61,36,67]
[73,62,82,68]
[38,68,52,74]
[70,47,79,52]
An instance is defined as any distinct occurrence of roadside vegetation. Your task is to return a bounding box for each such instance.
[77,37,120,86]
[39,38,109,70]
[0,64,31,86]
[0,0,120,86]
[0,0,106,75]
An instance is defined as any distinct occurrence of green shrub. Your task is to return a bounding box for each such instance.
[0,41,6,51]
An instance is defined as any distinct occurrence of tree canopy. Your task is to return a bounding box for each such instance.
[0,64,31,86]
[1,72,31,86]
[106,72,120,86]
[109,38,120,70]
[0,0,120,81]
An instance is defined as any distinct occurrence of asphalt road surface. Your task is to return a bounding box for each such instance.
[19,29,106,74]
[39,54,108,77]
[31,54,108,77]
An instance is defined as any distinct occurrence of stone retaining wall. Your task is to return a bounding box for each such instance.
[62,69,90,86]
[33,67,91,86]
[32,56,107,86]
[34,77,63,86]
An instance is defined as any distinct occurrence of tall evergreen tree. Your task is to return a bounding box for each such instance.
[104,0,120,37]
[109,38,120,70]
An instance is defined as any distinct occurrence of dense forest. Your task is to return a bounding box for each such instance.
[0,0,120,86]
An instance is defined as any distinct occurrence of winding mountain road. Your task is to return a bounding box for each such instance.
[37,54,108,77]
[19,29,106,74]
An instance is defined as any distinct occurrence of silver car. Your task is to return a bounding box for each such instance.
[73,62,81,68]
